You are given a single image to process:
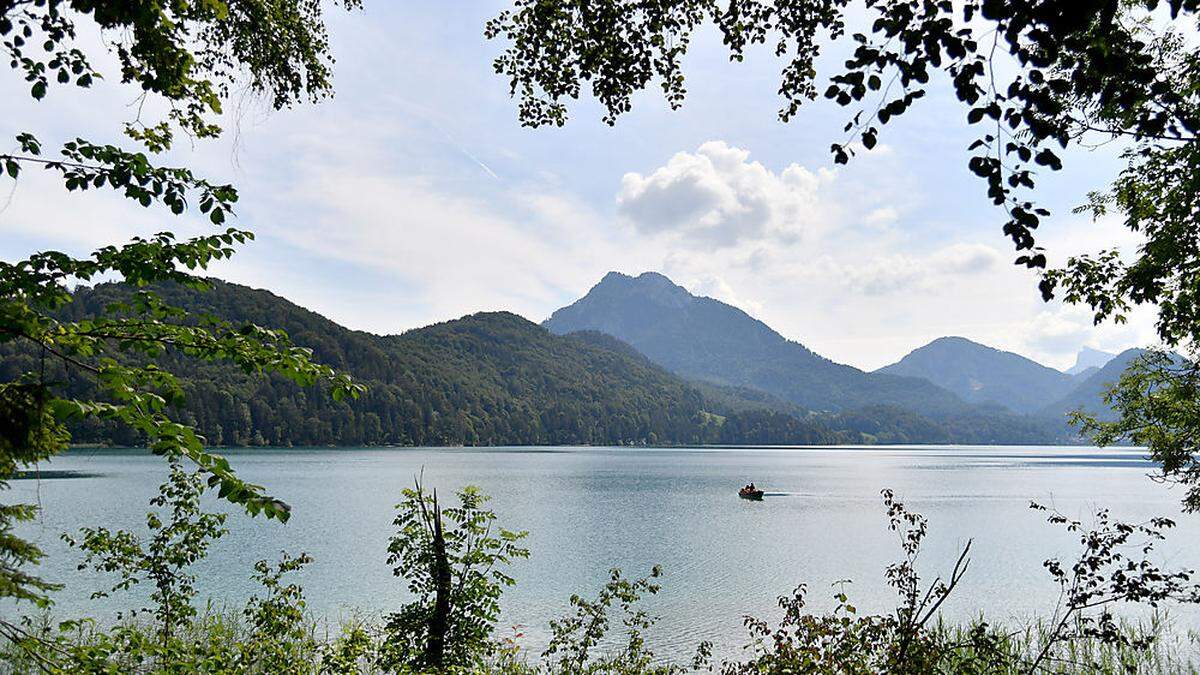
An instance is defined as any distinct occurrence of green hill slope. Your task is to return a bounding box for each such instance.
[0,280,837,447]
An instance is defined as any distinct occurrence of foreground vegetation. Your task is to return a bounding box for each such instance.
[5,1,1200,673]
[5,607,1200,674]
[3,471,1199,674]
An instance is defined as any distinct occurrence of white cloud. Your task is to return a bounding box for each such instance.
[931,243,1003,274]
[836,243,1002,296]
[0,168,217,257]
[1017,303,1159,369]
[842,254,927,296]
[1024,308,1094,357]
[616,141,836,247]
[683,275,765,317]
[1038,212,1146,265]
[239,156,657,333]
[863,206,899,229]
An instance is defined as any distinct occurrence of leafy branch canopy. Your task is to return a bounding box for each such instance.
[1,0,362,605]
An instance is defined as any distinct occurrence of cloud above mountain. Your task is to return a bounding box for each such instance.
[809,243,1004,296]
[616,141,836,247]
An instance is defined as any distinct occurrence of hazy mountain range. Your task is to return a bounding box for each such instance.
[546,271,1133,427]
[2,271,1151,447]
[544,271,966,417]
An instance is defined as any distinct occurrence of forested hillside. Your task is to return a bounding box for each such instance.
[0,281,837,447]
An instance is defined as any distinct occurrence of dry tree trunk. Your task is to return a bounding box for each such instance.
[425,489,452,669]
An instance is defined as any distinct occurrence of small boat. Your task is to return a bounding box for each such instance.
[738,486,764,500]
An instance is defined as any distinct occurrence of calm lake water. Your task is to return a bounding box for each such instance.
[9,445,1200,660]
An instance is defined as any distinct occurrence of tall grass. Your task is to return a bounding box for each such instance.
[3,607,1198,673]
[934,615,1200,675]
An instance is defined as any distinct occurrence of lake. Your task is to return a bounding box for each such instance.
[10,445,1200,661]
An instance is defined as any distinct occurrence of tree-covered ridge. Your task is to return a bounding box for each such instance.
[0,280,843,448]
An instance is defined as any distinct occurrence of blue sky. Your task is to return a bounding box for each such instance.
[0,2,1158,370]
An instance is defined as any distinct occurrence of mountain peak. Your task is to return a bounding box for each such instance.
[877,336,1072,413]
[597,270,683,287]
[599,270,631,284]
[544,272,970,415]
[587,270,693,308]
[929,336,977,347]
[635,270,675,283]
[1066,346,1116,375]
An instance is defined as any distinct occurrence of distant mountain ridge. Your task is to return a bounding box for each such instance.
[544,271,970,417]
[7,274,1153,448]
[543,271,1158,441]
[876,336,1075,413]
